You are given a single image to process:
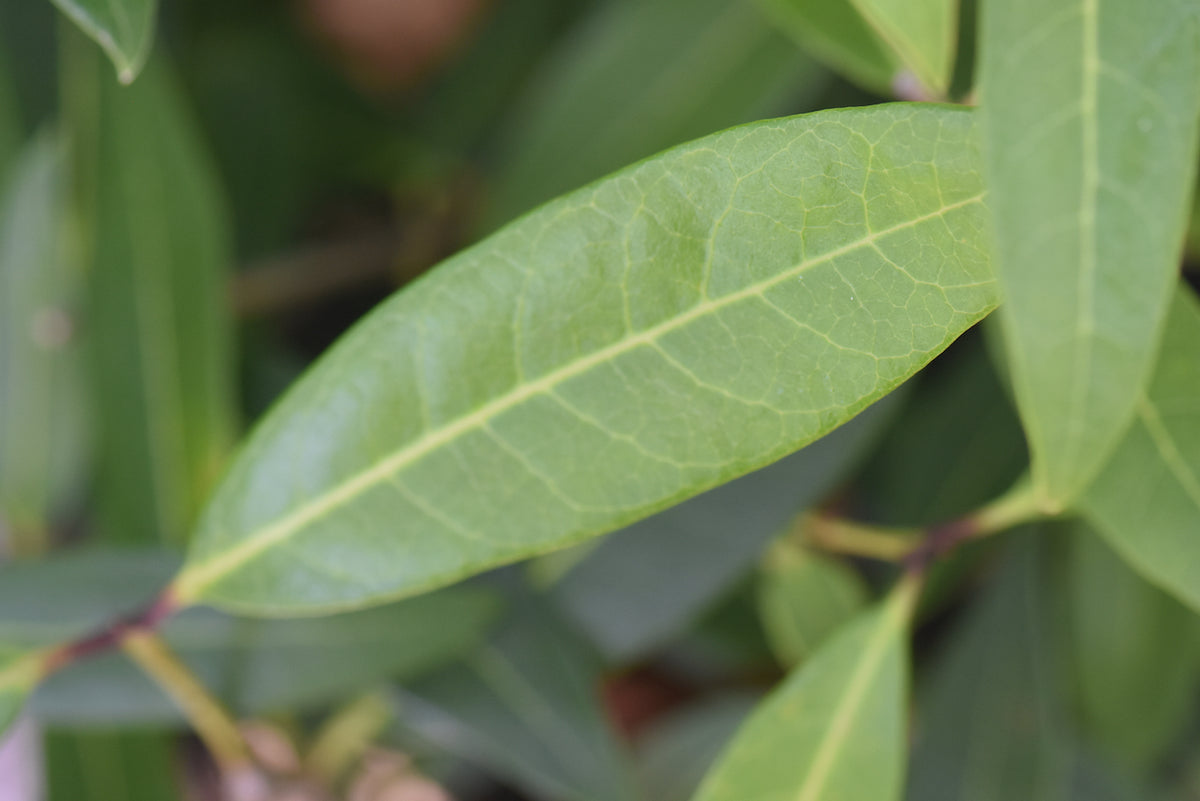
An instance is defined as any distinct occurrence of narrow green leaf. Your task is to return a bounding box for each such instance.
[398,596,638,801]
[0,648,41,737]
[79,56,236,546]
[0,48,20,179]
[1062,525,1200,770]
[0,550,497,724]
[757,542,869,668]
[980,0,1200,507]
[46,729,181,801]
[849,0,957,96]
[756,0,896,94]
[485,0,823,226]
[694,576,917,801]
[551,394,896,662]
[175,104,996,615]
[0,133,89,554]
[1081,286,1200,613]
[47,0,156,83]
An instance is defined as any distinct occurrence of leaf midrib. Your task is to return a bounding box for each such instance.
[1135,395,1200,510]
[175,193,986,599]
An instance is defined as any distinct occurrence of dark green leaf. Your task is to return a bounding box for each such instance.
[0,49,20,179]
[484,0,825,226]
[46,729,181,801]
[695,577,917,801]
[1081,286,1200,612]
[756,0,896,93]
[78,55,237,546]
[1062,526,1200,770]
[980,0,1200,507]
[550,395,895,662]
[398,596,638,801]
[174,104,996,616]
[47,0,156,83]
[0,134,89,553]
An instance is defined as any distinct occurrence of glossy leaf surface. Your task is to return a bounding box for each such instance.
[176,104,995,615]
[756,0,896,94]
[47,0,156,83]
[80,56,236,546]
[694,577,917,801]
[1081,287,1200,611]
[0,134,89,553]
[980,0,1200,507]
[850,0,957,95]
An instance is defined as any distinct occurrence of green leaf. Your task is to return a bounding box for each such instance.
[979,0,1200,508]
[398,595,638,801]
[849,0,957,96]
[47,0,156,83]
[1062,525,1200,770]
[550,394,896,663]
[175,104,996,616]
[77,55,236,546]
[0,647,41,737]
[756,0,897,94]
[1081,286,1200,612]
[694,576,917,801]
[0,550,497,724]
[0,133,89,553]
[46,729,181,801]
[757,542,869,667]
[0,49,20,180]
[484,0,824,226]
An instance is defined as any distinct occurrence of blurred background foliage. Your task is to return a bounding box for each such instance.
[2,0,1200,799]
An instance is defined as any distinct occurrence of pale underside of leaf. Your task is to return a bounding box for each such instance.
[176,105,995,615]
[848,0,956,96]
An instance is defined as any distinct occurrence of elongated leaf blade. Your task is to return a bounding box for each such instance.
[46,729,181,801]
[0,49,20,180]
[0,134,89,553]
[47,0,156,83]
[694,577,917,801]
[175,104,996,615]
[980,0,1200,507]
[850,0,957,96]
[756,0,896,94]
[80,56,236,546]
[1081,286,1200,612]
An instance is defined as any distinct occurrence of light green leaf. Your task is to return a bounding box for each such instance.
[485,0,823,226]
[694,576,917,801]
[980,0,1200,508]
[0,550,497,724]
[1062,525,1200,770]
[46,729,181,801]
[756,0,896,94]
[0,647,41,737]
[398,596,638,801]
[47,0,156,83]
[550,394,896,663]
[757,542,869,668]
[850,0,957,96]
[1081,286,1200,613]
[175,104,996,616]
[78,55,236,546]
[0,133,89,554]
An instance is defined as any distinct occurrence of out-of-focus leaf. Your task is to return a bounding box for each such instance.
[75,54,236,546]
[172,105,996,616]
[550,395,896,663]
[0,550,498,724]
[0,134,89,554]
[46,0,156,83]
[756,542,868,667]
[45,729,180,801]
[484,0,824,226]
[1081,287,1200,612]
[636,692,759,801]
[0,648,41,737]
[849,0,957,96]
[398,596,637,801]
[1063,526,1200,770]
[0,50,20,179]
[980,0,1200,507]
[908,533,1076,799]
[756,0,895,94]
[695,577,917,801]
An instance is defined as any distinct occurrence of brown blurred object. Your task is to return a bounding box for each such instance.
[347,752,454,801]
[301,0,491,92]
